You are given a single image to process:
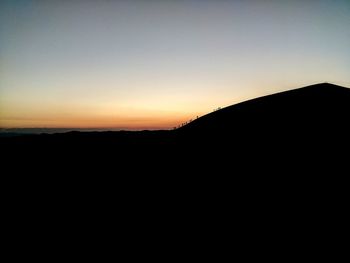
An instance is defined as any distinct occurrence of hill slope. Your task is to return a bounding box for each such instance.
[1,82,349,190]
[1,83,349,159]
[178,83,350,140]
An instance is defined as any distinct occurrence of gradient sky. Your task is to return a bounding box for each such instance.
[1,0,350,129]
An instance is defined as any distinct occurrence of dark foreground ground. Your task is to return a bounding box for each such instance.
[1,83,348,255]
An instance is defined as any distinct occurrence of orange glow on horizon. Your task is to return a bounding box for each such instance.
[0,113,199,130]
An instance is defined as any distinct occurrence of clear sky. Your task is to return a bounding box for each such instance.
[1,0,350,129]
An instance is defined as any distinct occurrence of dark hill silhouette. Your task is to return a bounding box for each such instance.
[178,83,350,137]
[1,82,349,166]
[1,82,348,240]
[173,82,350,157]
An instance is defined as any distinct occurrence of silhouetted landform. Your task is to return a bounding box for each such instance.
[2,83,349,171]
[177,82,350,140]
[0,128,126,135]
[2,83,349,227]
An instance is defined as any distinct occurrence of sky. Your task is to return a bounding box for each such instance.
[1,0,350,129]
